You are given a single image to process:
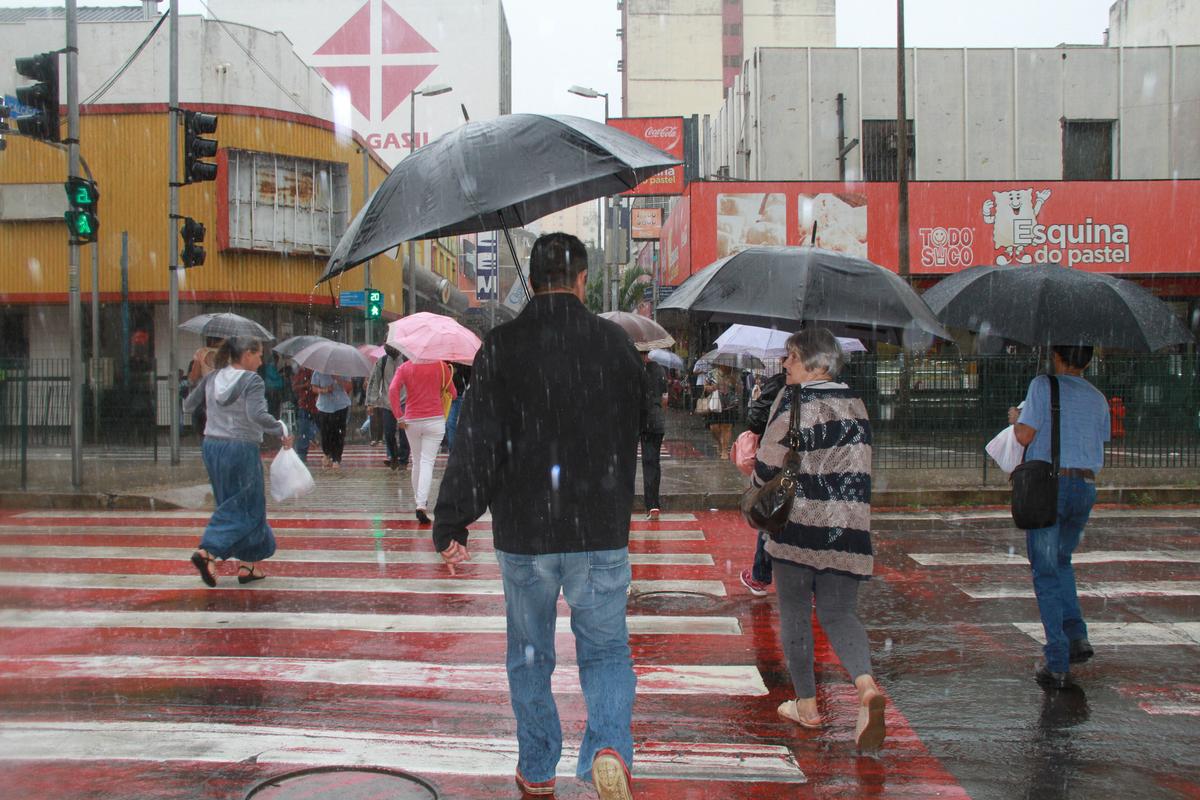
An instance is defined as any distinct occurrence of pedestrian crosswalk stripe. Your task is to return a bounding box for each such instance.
[0,544,714,566]
[875,509,1200,522]
[0,525,707,541]
[1013,621,1200,647]
[0,721,805,782]
[0,572,729,597]
[0,609,742,636]
[962,581,1200,599]
[910,550,1200,566]
[14,510,701,522]
[0,655,766,696]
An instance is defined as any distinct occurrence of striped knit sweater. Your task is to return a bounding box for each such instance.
[752,383,873,578]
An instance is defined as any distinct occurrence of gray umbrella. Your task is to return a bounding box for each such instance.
[657,246,951,345]
[291,340,374,378]
[274,335,332,358]
[319,114,681,283]
[598,311,675,351]
[922,264,1195,352]
[179,312,273,341]
[698,349,765,370]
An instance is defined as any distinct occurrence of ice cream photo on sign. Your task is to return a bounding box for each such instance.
[799,193,868,257]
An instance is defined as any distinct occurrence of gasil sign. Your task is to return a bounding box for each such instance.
[607,116,686,196]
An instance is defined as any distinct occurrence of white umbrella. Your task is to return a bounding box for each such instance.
[291,340,374,378]
[715,324,866,357]
[648,349,685,371]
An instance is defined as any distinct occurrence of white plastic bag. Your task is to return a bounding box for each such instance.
[270,445,315,501]
[985,425,1024,474]
[707,391,723,413]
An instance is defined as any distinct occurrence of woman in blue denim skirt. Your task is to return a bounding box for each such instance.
[183,337,293,586]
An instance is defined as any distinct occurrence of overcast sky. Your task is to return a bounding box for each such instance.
[5,0,1115,118]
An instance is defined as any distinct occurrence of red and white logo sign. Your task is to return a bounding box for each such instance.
[607,117,686,196]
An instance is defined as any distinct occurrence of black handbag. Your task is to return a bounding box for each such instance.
[740,393,802,534]
[1011,375,1060,530]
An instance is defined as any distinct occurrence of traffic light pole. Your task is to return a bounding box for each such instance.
[66,0,83,490]
[167,0,181,465]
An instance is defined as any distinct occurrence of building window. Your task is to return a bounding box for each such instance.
[862,119,915,182]
[1062,120,1114,180]
[723,23,742,36]
[225,149,350,256]
[723,54,741,68]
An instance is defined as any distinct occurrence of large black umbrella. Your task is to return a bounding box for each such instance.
[922,264,1194,352]
[657,247,951,344]
[319,114,681,284]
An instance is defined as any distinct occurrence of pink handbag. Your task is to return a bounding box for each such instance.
[730,430,760,476]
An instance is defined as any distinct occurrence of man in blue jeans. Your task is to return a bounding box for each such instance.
[1012,345,1110,691]
[433,233,649,799]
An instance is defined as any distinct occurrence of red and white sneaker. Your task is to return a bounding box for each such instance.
[591,747,633,800]
[645,508,660,521]
[515,768,556,797]
[739,568,770,597]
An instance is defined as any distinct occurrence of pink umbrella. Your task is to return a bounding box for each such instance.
[386,312,481,365]
[357,344,386,362]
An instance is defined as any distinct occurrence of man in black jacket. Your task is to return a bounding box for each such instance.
[433,232,647,800]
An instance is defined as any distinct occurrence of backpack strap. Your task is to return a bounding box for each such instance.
[1049,374,1061,477]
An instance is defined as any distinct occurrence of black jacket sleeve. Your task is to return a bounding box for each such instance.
[746,372,787,436]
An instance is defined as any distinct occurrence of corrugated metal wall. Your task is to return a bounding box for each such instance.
[0,107,404,312]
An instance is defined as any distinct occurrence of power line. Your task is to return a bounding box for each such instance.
[82,11,168,106]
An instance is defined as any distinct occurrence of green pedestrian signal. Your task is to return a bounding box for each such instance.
[366,289,383,319]
[63,177,99,243]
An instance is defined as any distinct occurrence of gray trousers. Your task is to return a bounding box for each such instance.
[774,558,873,698]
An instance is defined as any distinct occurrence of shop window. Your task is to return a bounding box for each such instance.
[1062,120,1114,181]
[862,119,915,182]
[226,149,350,256]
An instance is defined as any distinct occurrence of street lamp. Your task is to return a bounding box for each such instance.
[567,84,611,308]
[407,83,453,316]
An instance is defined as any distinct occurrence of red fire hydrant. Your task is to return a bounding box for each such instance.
[1109,396,1126,439]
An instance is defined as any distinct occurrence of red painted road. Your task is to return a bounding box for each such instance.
[0,507,975,798]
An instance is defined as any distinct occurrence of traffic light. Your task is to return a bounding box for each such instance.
[180,217,206,268]
[63,177,100,243]
[366,289,383,320]
[14,51,59,142]
[183,111,218,183]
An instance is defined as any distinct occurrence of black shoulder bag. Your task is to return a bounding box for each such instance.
[1010,375,1060,530]
[740,390,802,534]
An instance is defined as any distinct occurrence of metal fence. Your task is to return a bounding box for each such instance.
[2,354,1197,479]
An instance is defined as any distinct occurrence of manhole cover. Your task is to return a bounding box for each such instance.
[244,767,439,799]
[630,590,722,612]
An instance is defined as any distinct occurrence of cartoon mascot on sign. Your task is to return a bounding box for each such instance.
[982,188,1052,265]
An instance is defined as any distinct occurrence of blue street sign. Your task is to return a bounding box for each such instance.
[339,290,365,307]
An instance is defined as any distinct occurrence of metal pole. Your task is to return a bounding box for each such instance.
[896,0,910,280]
[407,91,416,316]
[66,0,83,489]
[362,146,372,341]
[167,0,181,463]
[91,241,99,443]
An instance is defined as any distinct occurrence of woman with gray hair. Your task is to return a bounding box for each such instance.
[183,336,293,586]
[750,327,885,752]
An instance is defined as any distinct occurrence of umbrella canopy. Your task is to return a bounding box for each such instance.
[386,312,482,365]
[697,349,765,371]
[648,349,685,371]
[598,311,675,351]
[714,324,867,358]
[357,344,386,362]
[657,247,950,345]
[291,340,374,378]
[922,264,1194,352]
[274,335,331,358]
[179,312,273,341]
[320,114,682,283]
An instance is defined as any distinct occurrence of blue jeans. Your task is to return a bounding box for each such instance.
[495,548,636,783]
[1025,476,1096,672]
[751,530,773,584]
[445,397,462,449]
[294,408,319,464]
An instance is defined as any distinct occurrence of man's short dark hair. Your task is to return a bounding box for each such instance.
[1052,344,1094,370]
[529,232,588,292]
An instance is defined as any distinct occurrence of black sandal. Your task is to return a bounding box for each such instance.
[237,565,267,584]
[190,550,217,587]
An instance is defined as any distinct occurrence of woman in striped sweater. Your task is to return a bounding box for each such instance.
[751,328,886,753]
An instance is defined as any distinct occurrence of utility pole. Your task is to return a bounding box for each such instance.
[896,0,910,280]
[167,0,181,464]
[66,0,83,489]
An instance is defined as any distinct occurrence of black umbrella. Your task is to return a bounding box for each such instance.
[274,335,332,358]
[319,114,681,284]
[179,312,273,341]
[657,246,951,344]
[922,264,1194,352]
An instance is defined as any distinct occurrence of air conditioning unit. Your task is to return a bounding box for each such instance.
[617,59,624,72]
[616,27,623,38]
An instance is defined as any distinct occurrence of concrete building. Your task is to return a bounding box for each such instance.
[1107,0,1200,45]
[620,0,835,117]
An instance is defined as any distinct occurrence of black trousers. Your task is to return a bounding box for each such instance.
[381,408,410,465]
[318,407,349,463]
[640,431,664,510]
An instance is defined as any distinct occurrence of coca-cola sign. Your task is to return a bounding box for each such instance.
[607,116,686,196]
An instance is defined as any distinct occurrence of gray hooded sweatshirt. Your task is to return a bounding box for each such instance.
[183,366,286,443]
